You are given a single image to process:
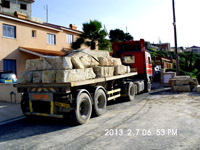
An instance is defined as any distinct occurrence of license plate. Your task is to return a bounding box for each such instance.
[5,80,12,83]
[32,94,49,100]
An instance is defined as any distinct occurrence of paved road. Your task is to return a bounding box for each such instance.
[0,91,200,150]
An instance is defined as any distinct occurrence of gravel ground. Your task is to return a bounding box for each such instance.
[0,91,200,150]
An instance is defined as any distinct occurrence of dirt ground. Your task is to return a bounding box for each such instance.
[0,90,200,150]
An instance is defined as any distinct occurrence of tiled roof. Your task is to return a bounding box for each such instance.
[0,13,82,34]
[19,47,66,56]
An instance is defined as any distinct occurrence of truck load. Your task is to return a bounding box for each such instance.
[15,39,153,124]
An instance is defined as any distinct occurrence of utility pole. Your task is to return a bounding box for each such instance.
[172,0,179,75]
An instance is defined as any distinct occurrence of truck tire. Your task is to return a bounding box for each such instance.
[145,80,152,93]
[72,92,92,124]
[93,89,107,116]
[126,82,135,101]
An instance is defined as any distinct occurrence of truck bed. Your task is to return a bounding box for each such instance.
[15,72,137,88]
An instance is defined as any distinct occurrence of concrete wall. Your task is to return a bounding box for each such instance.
[0,17,85,75]
[1,0,32,19]
[0,83,21,103]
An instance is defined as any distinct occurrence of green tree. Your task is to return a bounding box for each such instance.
[98,39,112,51]
[71,20,107,50]
[109,29,133,42]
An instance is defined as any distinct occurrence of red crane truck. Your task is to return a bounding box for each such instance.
[15,39,153,124]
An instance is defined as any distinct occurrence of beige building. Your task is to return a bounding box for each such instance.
[0,12,85,76]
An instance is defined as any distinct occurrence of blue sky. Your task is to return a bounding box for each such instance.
[32,0,200,47]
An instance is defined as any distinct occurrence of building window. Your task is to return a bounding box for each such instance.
[3,59,17,74]
[32,30,36,38]
[20,3,27,10]
[3,24,16,39]
[47,33,56,45]
[67,34,73,43]
[2,1,10,8]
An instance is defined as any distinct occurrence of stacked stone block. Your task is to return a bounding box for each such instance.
[169,76,199,92]
[18,49,132,84]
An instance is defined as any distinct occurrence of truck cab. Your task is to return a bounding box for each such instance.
[112,39,153,92]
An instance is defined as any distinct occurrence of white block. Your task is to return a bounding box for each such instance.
[93,66,114,78]
[56,68,96,83]
[18,71,33,83]
[42,70,56,83]
[71,57,84,69]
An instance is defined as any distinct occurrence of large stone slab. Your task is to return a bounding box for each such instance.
[174,76,191,79]
[172,85,191,92]
[169,76,193,86]
[113,58,122,66]
[18,71,33,83]
[44,56,72,70]
[26,57,73,71]
[26,58,52,71]
[98,57,122,66]
[114,65,130,75]
[67,49,110,58]
[56,68,96,83]
[80,55,99,68]
[93,66,114,78]
[33,71,42,83]
[71,57,84,69]
[42,70,56,83]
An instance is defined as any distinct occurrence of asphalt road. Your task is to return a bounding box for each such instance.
[0,91,200,150]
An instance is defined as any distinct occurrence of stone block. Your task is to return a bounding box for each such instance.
[44,56,72,70]
[174,76,191,79]
[197,85,200,93]
[172,85,191,92]
[93,66,114,78]
[114,65,130,75]
[26,57,73,71]
[98,57,117,66]
[67,49,110,58]
[169,76,193,86]
[71,57,84,69]
[168,79,176,86]
[80,55,99,68]
[112,58,122,66]
[18,71,33,83]
[42,70,56,83]
[175,79,192,86]
[33,71,42,83]
[192,78,199,85]
[56,68,96,83]
[26,58,51,71]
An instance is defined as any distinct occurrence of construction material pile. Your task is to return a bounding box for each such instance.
[18,49,130,83]
[169,76,199,92]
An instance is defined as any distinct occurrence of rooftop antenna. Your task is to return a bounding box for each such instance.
[44,4,48,23]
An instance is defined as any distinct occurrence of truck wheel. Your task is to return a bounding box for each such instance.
[73,92,92,124]
[146,80,152,93]
[93,89,107,116]
[126,82,135,101]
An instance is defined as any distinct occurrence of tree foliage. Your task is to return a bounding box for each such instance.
[71,20,108,50]
[109,29,133,42]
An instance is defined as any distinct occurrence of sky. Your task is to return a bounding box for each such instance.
[32,0,200,47]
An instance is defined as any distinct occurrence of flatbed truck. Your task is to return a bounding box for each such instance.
[15,39,153,124]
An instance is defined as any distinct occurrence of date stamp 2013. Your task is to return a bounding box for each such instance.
[105,128,178,136]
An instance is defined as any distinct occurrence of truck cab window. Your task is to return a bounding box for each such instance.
[148,57,152,65]
[123,55,135,64]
